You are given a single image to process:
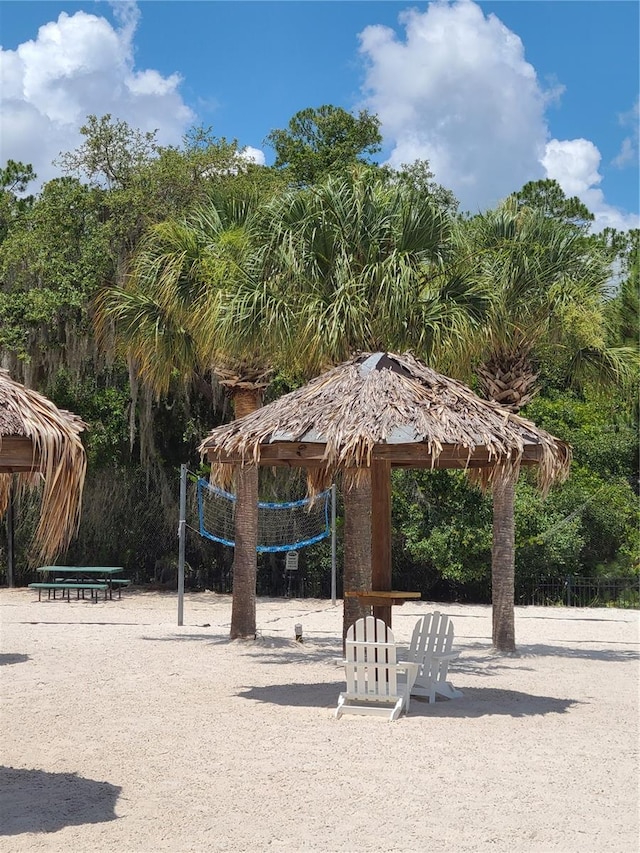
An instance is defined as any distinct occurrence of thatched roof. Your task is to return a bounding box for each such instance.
[0,369,87,563]
[199,352,571,494]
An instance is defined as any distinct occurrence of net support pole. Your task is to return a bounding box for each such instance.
[177,463,187,626]
[331,483,337,605]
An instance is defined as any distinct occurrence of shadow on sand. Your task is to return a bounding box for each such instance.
[236,682,580,717]
[408,686,581,718]
[456,640,639,665]
[0,653,30,666]
[140,633,343,660]
[143,631,638,666]
[0,767,121,836]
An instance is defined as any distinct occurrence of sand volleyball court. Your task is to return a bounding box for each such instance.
[1,588,638,852]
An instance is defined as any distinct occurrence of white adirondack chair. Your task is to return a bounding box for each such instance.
[407,611,463,703]
[335,616,418,721]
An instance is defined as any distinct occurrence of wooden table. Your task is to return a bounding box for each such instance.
[344,590,421,627]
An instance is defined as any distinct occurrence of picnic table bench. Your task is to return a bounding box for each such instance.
[28,582,108,601]
[53,577,132,599]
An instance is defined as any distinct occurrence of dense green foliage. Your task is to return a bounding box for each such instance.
[266,105,382,185]
[512,178,595,227]
[388,388,638,604]
[1,110,637,599]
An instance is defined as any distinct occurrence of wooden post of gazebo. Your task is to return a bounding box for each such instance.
[345,457,420,628]
[371,458,392,625]
[6,476,15,587]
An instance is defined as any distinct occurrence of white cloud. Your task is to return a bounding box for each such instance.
[127,70,184,98]
[613,137,635,169]
[358,0,548,213]
[108,0,140,34]
[541,138,602,198]
[612,99,639,169]
[0,4,194,188]
[358,0,638,230]
[543,138,639,232]
[240,146,266,166]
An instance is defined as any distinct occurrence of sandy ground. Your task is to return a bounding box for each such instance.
[0,587,638,853]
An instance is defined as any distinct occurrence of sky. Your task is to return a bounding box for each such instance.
[0,0,638,231]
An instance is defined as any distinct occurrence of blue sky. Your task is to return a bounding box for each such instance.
[1,1,638,230]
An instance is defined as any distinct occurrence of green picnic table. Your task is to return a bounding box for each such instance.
[33,566,129,600]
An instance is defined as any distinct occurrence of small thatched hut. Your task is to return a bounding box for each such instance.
[0,369,87,568]
[201,352,570,485]
[199,352,571,639]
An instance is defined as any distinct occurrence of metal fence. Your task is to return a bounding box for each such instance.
[517,576,640,609]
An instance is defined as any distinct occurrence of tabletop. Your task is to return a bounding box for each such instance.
[344,590,421,607]
[37,566,124,575]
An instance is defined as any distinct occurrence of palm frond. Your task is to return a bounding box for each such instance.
[567,345,640,397]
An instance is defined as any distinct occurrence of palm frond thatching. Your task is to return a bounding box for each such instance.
[0,370,87,563]
[199,352,571,495]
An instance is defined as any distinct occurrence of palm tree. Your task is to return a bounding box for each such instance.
[263,166,483,635]
[95,193,292,639]
[457,198,630,652]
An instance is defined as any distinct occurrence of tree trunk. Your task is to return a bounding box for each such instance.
[342,470,372,644]
[230,462,258,639]
[229,387,262,640]
[492,473,516,653]
[478,355,532,654]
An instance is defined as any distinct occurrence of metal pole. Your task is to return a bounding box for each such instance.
[177,464,187,626]
[331,483,337,605]
[6,477,15,588]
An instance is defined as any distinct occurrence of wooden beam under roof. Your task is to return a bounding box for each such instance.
[205,441,545,469]
[0,437,38,473]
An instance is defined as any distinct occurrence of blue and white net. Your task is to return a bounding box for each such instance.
[197,479,331,552]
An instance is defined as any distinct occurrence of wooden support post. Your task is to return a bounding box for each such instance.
[371,458,392,627]
[6,477,15,588]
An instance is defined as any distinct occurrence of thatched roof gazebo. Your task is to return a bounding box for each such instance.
[0,370,87,571]
[199,352,571,633]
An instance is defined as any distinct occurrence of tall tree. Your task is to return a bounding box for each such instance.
[263,166,484,634]
[389,159,459,217]
[458,197,630,652]
[511,179,595,229]
[95,192,291,639]
[0,160,37,242]
[600,228,639,348]
[56,114,159,191]
[265,105,382,185]
[57,115,262,257]
[0,176,112,382]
